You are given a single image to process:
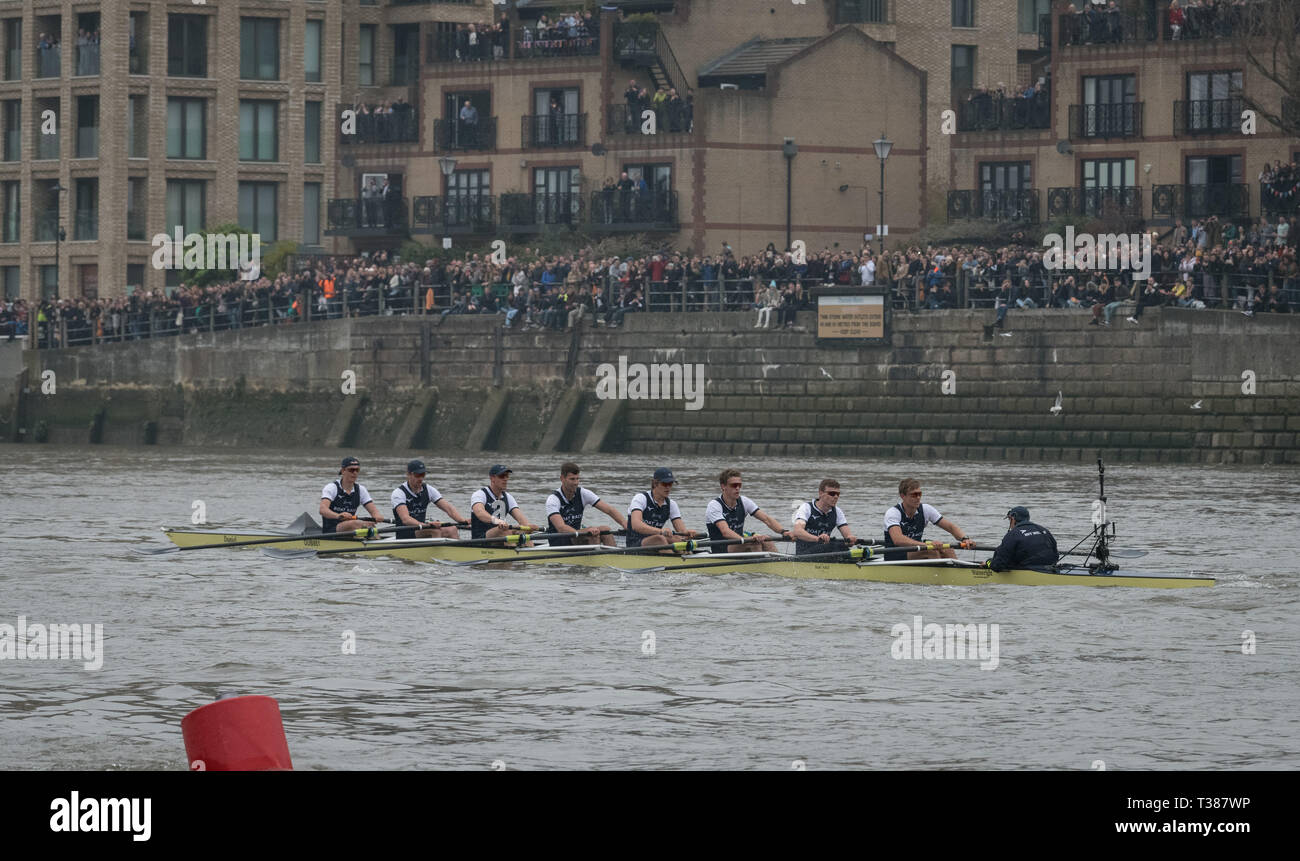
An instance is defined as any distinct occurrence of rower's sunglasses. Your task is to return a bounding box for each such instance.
[727,482,742,488]
[825,490,840,497]
[344,467,360,472]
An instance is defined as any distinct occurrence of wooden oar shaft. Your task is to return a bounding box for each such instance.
[141,525,399,553]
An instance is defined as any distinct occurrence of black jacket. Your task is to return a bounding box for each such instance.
[988,521,1059,571]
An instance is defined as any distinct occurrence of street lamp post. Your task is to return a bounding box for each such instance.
[782,138,798,251]
[872,133,892,251]
[437,156,458,249]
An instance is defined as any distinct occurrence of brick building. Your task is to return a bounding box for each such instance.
[0,0,1293,301]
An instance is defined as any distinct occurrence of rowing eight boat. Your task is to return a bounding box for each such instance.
[160,527,1214,588]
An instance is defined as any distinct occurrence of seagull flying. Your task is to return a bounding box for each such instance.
[820,367,833,380]
[1049,391,1063,415]
[1191,400,1203,410]
[998,331,1013,337]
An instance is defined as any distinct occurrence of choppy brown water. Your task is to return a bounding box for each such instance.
[4,447,1297,769]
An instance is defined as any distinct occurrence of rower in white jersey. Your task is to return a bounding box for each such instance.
[791,478,858,555]
[391,459,468,540]
[882,477,974,560]
[626,467,698,548]
[704,468,791,553]
[320,456,383,534]
[469,464,539,540]
[545,461,628,547]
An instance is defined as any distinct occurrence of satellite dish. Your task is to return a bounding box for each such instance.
[1055,140,1073,155]
[591,143,607,156]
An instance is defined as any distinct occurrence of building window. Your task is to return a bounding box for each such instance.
[2,99,19,161]
[1018,0,1051,33]
[1082,158,1135,189]
[392,24,418,87]
[239,100,278,162]
[533,167,581,224]
[1186,70,1243,133]
[952,0,975,28]
[980,162,1031,191]
[128,95,147,158]
[41,265,57,300]
[167,98,206,159]
[4,19,20,81]
[167,14,207,78]
[1187,155,1242,186]
[2,265,19,299]
[127,178,146,241]
[305,101,321,164]
[129,11,147,74]
[305,20,322,83]
[303,183,321,245]
[240,18,280,81]
[359,25,375,87]
[2,180,19,243]
[1082,75,1137,137]
[951,45,975,92]
[836,0,889,24]
[126,263,144,295]
[166,179,206,236]
[74,178,97,241]
[238,182,277,243]
[76,95,98,158]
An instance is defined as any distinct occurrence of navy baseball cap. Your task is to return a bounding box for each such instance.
[406,459,426,475]
[489,464,512,476]
[1006,506,1030,524]
[340,456,360,473]
[653,467,676,483]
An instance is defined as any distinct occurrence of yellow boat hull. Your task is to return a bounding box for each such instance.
[163,528,372,551]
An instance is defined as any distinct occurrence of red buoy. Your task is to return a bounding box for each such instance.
[181,695,293,771]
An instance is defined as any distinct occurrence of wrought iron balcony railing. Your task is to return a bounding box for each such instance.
[1151,184,1250,220]
[411,195,495,233]
[956,92,1050,132]
[433,116,497,151]
[608,103,693,136]
[1046,186,1143,219]
[588,189,679,229]
[499,192,584,230]
[326,196,410,234]
[947,189,1040,223]
[1173,98,1245,136]
[521,113,585,149]
[1069,103,1143,140]
[337,106,419,145]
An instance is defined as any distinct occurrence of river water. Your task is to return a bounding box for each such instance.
[5,447,1297,770]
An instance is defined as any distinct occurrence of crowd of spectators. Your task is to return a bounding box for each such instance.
[1064,1,1130,44]
[16,210,1300,349]
[1166,0,1274,41]
[75,27,101,75]
[346,100,418,145]
[446,17,510,63]
[960,79,1050,130]
[1260,160,1300,212]
[517,11,599,56]
[622,79,694,134]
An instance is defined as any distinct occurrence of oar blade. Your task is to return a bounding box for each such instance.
[131,545,182,556]
[1106,549,1148,559]
[260,547,320,560]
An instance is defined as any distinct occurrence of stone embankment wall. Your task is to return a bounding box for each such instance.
[5,308,1298,465]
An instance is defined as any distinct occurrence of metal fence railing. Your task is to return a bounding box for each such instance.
[1173,97,1245,136]
[1069,102,1143,140]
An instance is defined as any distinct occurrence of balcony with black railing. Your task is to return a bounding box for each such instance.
[514,25,599,60]
[337,106,419,145]
[326,196,410,236]
[955,92,1051,132]
[1163,1,1272,42]
[426,30,507,64]
[1151,184,1250,220]
[946,189,1040,223]
[1069,103,1143,140]
[499,192,584,232]
[411,195,495,234]
[521,113,585,149]
[1173,98,1245,136]
[1058,9,1150,46]
[1046,186,1143,219]
[1261,179,1300,216]
[589,189,679,231]
[608,103,693,137]
[433,116,497,152]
